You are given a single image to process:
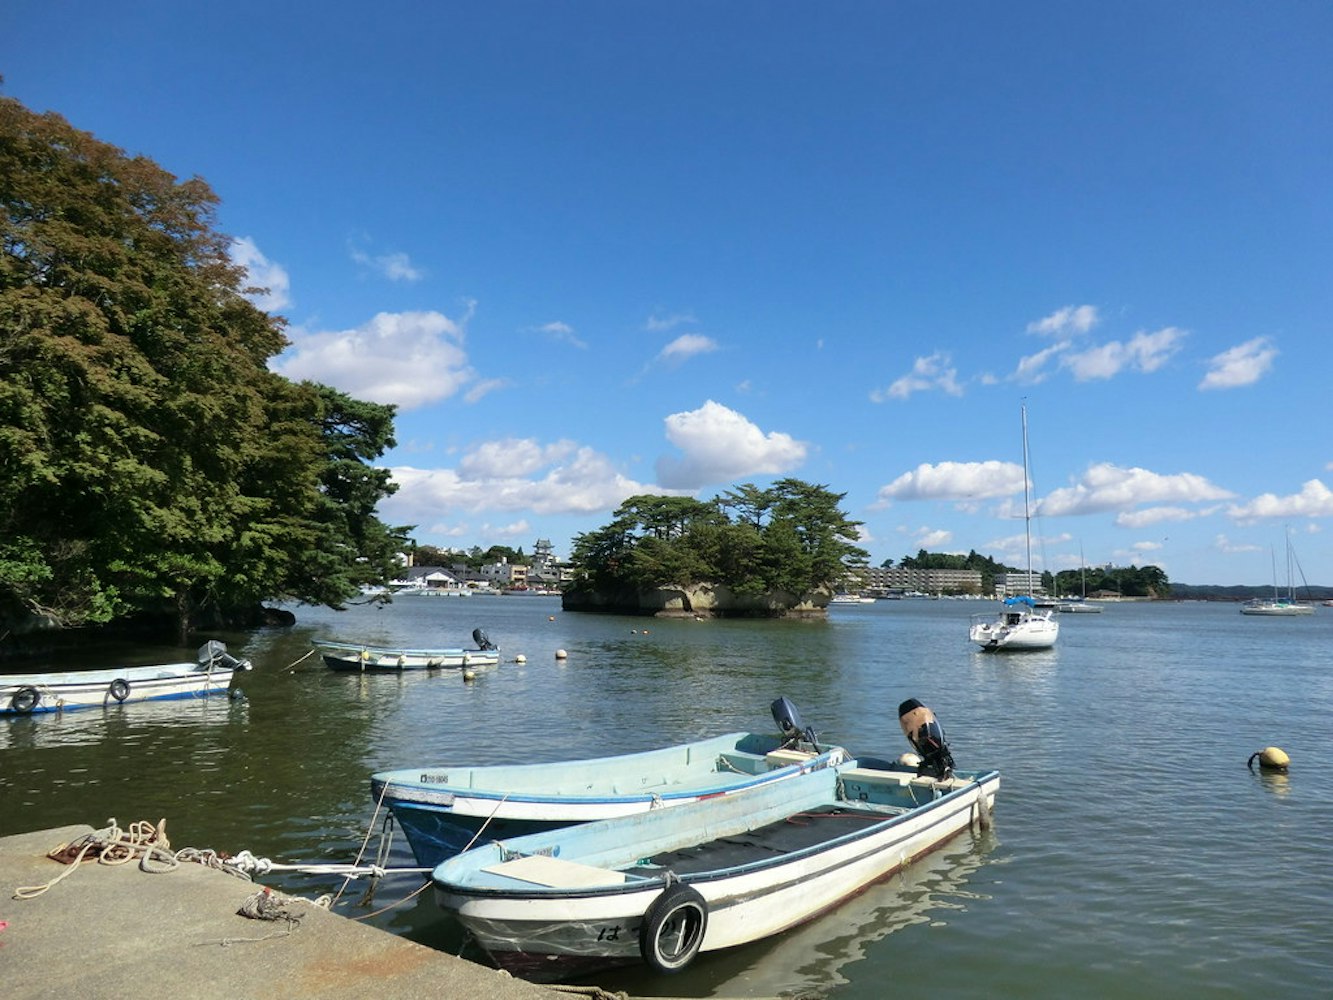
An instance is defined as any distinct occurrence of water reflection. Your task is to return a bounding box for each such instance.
[0,694,247,752]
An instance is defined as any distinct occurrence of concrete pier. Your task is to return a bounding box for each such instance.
[0,825,565,1000]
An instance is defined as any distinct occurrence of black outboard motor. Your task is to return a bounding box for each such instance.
[472,628,497,651]
[771,696,820,750]
[898,698,955,779]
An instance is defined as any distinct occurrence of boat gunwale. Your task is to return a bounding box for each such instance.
[371,737,840,809]
[433,768,999,903]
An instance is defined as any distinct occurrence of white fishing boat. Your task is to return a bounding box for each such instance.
[829,593,876,605]
[373,698,847,867]
[317,628,501,671]
[1,641,249,715]
[970,404,1059,650]
[432,699,997,980]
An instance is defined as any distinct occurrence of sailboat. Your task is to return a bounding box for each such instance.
[969,404,1060,650]
[1240,530,1313,616]
[1057,545,1103,613]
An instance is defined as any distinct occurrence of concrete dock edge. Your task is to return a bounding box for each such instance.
[0,824,566,1000]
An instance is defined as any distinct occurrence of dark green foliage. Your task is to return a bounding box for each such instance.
[569,480,867,599]
[0,96,404,636]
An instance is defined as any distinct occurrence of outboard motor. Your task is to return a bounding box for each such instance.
[771,696,819,750]
[472,628,497,651]
[898,698,955,779]
[196,640,251,672]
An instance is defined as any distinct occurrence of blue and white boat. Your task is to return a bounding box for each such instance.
[317,628,501,671]
[372,699,848,867]
[1,640,249,715]
[431,698,997,979]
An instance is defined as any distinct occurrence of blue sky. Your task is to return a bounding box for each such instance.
[5,2,1332,585]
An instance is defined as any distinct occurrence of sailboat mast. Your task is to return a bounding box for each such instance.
[1022,403,1033,596]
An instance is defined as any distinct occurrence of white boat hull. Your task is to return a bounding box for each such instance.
[433,762,999,978]
[969,612,1059,650]
[1,642,248,715]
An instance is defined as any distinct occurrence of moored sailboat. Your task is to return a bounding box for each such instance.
[969,404,1059,650]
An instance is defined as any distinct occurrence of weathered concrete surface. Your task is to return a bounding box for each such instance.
[0,824,565,1000]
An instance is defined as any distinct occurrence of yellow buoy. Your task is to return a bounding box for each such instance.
[462,668,476,682]
[1248,746,1290,772]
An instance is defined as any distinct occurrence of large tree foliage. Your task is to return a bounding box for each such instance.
[0,96,405,636]
[569,480,866,599]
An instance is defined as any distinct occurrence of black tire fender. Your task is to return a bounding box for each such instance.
[108,678,130,702]
[639,882,708,974]
[9,686,40,713]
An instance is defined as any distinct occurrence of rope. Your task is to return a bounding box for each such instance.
[334,772,394,905]
[281,648,318,673]
[11,818,427,902]
[13,818,178,898]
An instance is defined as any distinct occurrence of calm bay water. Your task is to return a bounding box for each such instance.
[3,596,1330,998]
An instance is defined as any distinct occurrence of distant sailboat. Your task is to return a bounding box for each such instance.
[1240,529,1313,616]
[1057,544,1103,613]
[969,404,1060,650]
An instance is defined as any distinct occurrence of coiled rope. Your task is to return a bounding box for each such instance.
[13,818,179,899]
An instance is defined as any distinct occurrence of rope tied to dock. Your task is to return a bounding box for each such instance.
[13,818,179,899]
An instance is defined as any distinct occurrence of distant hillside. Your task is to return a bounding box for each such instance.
[1168,583,1333,602]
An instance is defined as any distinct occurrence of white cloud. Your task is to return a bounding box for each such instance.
[913,527,953,548]
[875,461,1025,504]
[1041,463,1234,516]
[479,519,531,539]
[272,308,475,410]
[871,351,964,401]
[645,312,698,332]
[655,400,807,490]
[1028,305,1099,336]
[383,440,660,524]
[1227,479,1333,521]
[463,377,512,404]
[1114,506,1205,528]
[1012,342,1070,385]
[1214,533,1263,555]
[459,438,578,479]
[657,334,719,366]
[536,321,587,349]
[1199,336,1277,390]
[229,237,291,311]
[349,242,424,282]
[1062,327,1186,381]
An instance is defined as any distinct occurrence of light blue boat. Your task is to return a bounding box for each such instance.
[431,701,997,980]
[370,698,847,867]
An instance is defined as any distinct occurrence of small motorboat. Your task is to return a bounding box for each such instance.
[1,640,250,715]
[431,698,997,980]
[317,628,501,671]
[372,698,848,867]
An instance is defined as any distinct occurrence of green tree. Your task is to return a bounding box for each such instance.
[0,96,404,638]
[567,480,867,606]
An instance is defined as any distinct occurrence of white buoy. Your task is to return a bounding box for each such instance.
[462,668,476,682]
[555,649,568,660]
[514,654,526,664]
[1248,746,1290,772]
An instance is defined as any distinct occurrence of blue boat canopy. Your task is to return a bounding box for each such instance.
[1003,595,1037,607]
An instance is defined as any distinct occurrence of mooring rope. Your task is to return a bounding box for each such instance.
[281,648,318,673]
[11,818,428,902]
[13,818,178,899]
